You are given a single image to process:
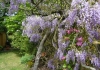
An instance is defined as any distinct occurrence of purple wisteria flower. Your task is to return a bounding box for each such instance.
[70,0,100,41]
[58,41,70,51]
[71,0,83,8]
[30,34,41,42]
[56,48,64,60]
[57,31,70,60]
[75,51,87,64]
[91,55,100,69]
[22,16,59,42]
[81,42,87,47]
[74,63,79,70]
[57,29,70,59]
[51,18,58,32]
[8,0,19,15]
[66,54,70,63]
[48,59,55,70]
[57,32,70,60]
[58,29,66,49]
[67,9,78,26]
[52,18,58,28]
[44,21,52,28]
[22,16,45,42]
[66,50,75,63]
[80,51,87,64]
[17,0,27,4]
[8,4,18,14]
[88,37,93,43]
[8,0,31,15]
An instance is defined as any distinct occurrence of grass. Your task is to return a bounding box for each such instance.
[0,50,30,70]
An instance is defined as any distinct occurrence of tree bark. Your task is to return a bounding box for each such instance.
[81,64,96,70]
[32,32,49,70]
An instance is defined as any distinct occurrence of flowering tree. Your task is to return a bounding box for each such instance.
[5,0,100,70]
[22,0,100,70]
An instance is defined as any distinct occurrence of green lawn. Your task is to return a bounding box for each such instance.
[0,50,29,70]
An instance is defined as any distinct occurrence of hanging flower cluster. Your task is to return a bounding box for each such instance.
[22,15,58,42]
[8,0,31,15]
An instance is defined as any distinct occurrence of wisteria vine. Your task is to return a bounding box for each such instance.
[22,0,100,70]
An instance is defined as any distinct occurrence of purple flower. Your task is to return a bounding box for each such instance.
[75,51,87,64]
[30,34,41,42]
[51,18,58,32]
[58,29,68,49]
[23,16,54,42]
[58,29,66,36]
[93,31,100,40]
[80,51,87,64]
[81,42,87,47]
[52,18,58,28]
[67,9,78,26]
[91,55,100,69]
[59,41,70,50]
[17,0,27,4]
[71,0,83,7]
[74,63,79,70]
[66,54,70,63]
[88,37,93,43]
[8,0,20,14]
[66,50,75,63]
[48,59,55,70]
[44,21,52,28]
[8,4,18,14]
[56,48,64,60]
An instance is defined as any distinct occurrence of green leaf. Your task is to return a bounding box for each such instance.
[63,64,67,68]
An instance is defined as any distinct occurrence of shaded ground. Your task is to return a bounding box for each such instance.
[0,50,29,70]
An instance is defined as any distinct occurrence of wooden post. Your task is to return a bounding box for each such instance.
[0,32,6,47]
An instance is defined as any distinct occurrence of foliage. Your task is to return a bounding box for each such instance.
[10,31,37,55]
[21,54,34,68]
[0,24,7,33]
[0,2,5,17]
[2,5,37,56]
[3,11,25,34]
[0,2,7,33]
[21,54,34,66]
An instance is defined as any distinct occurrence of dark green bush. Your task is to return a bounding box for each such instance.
[0,24,7,33]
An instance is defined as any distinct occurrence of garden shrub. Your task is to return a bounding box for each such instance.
[21,54,34,68]
[10,30,37,55]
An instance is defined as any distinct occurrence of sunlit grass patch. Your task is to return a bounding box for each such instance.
[0,50,29,70]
